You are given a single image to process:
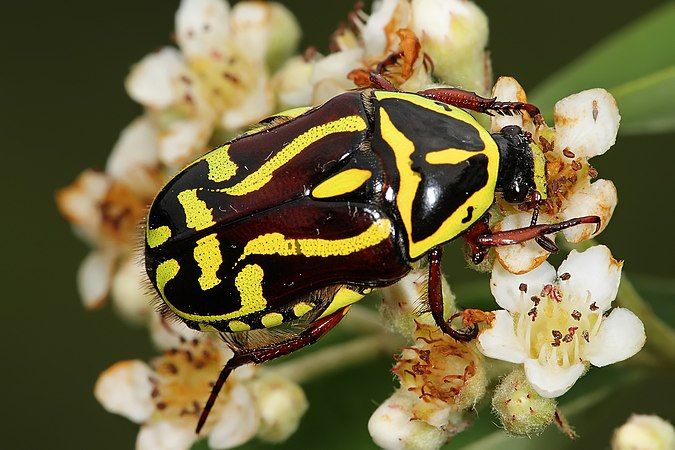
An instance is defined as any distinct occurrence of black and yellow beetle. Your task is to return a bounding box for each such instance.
[144,73,599,431]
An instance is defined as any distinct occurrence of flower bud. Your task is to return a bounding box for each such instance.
[368,390,449,450]
[410,0,490,94]
[250,373,308,443]
[272,55,315,109]
[492,368,557,436]
[230,1,301,72]
[612,414,675,450]
[379,268,456,337]
[111,257,154,325]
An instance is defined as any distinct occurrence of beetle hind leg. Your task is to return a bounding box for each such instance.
[427,246,479,342]
[196,307,350,434]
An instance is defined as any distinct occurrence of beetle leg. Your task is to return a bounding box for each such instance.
[417,87,544,125]
[428,246,479,342]
[196,307,350,434]
[465,215,601,264]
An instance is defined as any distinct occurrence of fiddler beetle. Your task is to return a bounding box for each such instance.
[144,71,600,432]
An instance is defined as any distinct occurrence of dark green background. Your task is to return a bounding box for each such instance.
[2,1,673,449]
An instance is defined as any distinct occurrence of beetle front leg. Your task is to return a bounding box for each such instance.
[418,87,544,125]
[428,246,479,342]
[196,307,350,433]
[464,214,601,264]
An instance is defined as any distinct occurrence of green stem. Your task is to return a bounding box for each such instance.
[270,333,402,384]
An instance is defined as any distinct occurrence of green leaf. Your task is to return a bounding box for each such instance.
[531,2,675,135]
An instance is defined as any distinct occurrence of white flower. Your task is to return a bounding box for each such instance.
[612,414,675,450]
[95,337,260,450]
[478,245,645,398]
[490,78,620,274]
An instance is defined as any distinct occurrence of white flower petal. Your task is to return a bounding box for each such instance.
[208,384,260,449]
[106,117,161,198]
[554,88,620,159]
[491,258,556,312]
[478,310,527,363]
[158,118,212,168]
[176,0,230,60]
[490,77,527,132]
[94,360,154,423]
[523,359,585,398]
[220,71,273,130]
[362,0,410,58]
[557,245,622,312]
[111,257,154,325]
[78,250,116,309]
[368,390,448,450]
[126,48,194,111]
[560,179,617,243]
[494,213,551,275]
[136,420,197,450]
[584,308,646,367]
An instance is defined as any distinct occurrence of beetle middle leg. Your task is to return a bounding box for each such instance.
[427,246,479,342]
[196,307,350,433]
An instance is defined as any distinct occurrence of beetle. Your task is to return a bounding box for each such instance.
[144,72,599,432]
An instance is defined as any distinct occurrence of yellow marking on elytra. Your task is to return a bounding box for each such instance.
[293,302,314,317]
[261,312,284,328]
[531,142,548,200]
[156,259,180,300]
[193,233,222,290]
[312,168,372,198]
[239,219,392,262]
[319,287,364,318]
[163,263,268,323]
[425,148,482,165]
[146,226,171,248]
[228,320,251,332]
[177,189,215,231]
[202,144,237,183]
[221,115,367,196]
[376,91,500,259]
[199,324,219,332]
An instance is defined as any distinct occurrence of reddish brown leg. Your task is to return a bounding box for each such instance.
[464,214,601,264]
[418,87,544,125]
[428,246,479,342]
[196,307,350,433]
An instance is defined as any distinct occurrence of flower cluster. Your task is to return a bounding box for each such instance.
[95,333,307,450]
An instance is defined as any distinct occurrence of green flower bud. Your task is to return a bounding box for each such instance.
[492,368,557,436]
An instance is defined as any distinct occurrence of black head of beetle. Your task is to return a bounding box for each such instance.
[492,125,547,204]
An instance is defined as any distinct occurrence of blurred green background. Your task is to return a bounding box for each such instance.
[2,1,673,449]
